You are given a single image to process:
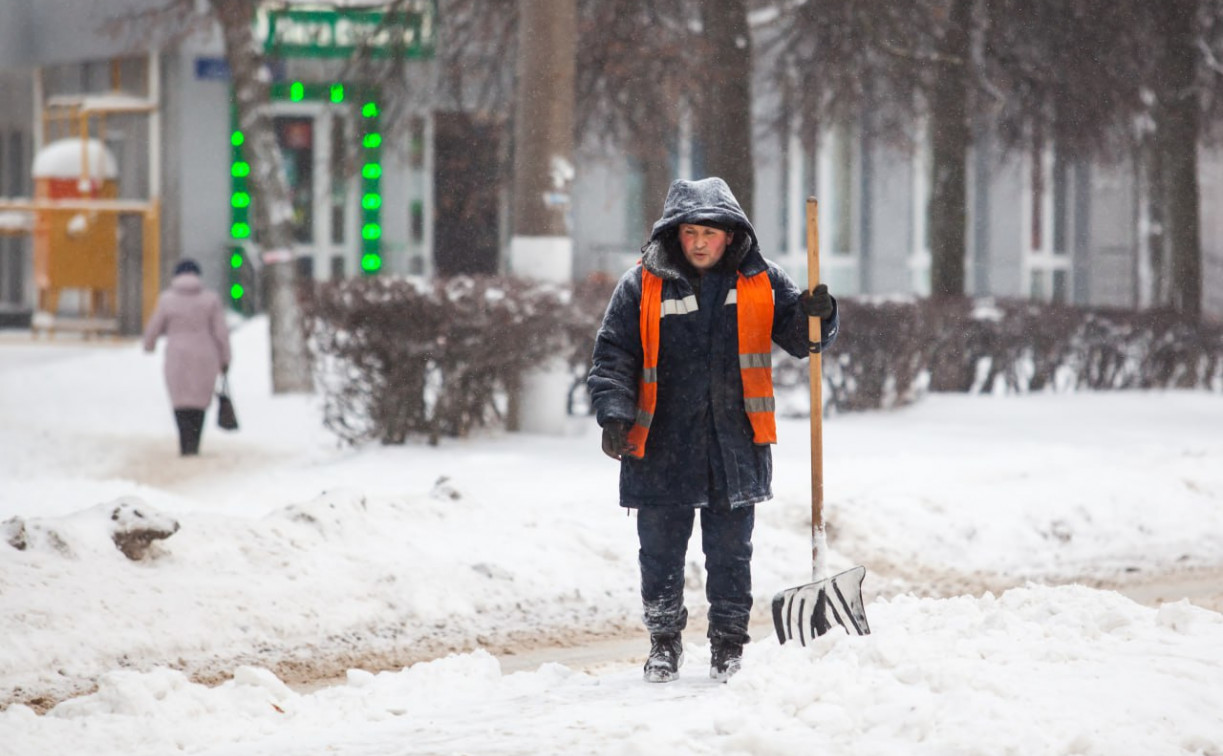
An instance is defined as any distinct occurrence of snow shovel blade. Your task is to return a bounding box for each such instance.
[771,565,870,645]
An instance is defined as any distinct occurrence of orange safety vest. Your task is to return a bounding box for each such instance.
[626,267,777,458]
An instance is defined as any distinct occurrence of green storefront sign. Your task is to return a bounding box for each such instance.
[259,3,436,60]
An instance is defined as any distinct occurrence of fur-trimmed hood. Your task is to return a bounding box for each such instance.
[641,177,764,281]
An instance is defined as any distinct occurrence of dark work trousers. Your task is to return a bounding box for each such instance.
[173,408,206,456]
[637,503,755,644]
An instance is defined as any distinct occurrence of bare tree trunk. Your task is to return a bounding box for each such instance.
[1140,136,1168,307]
[210,0,312,393]
[628,113,674,241]
[642,144,673,239]
[698,0,754,216]
[1154,0,1202,319]
[508,0,576,434]
[512,0,576,239]
[928,0,971,299]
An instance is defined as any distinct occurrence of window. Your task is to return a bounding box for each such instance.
[817,120,861,295]
[1024,142,1073,304]
[410,200,424,243]
[910,122,933,296]
[828,122,855,257]
[273,116,315,244]
[3,130,26,195]
[781,127,813,258]
[625,155,645,246]
[409,117,425,170]
[1052,154,1069,255]
[330,114,348,245]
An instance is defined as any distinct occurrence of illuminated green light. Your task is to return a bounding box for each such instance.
[361,163,382,179]
[363,133,382,149]
[362,102,378,118]
[361,193,382,210]
[231,222,250,239]
[231,192,250,208]
[290,82,305,101]
[231,131,244,147]
[230,253,243,269]
[361,253,382,272]
[362,223,381,240]
[330,83,344,103]
[231,161,250,177]
[230,283,245,300]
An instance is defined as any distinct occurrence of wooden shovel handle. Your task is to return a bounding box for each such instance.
[806,198,824,535]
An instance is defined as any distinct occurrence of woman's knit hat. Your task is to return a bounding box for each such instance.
[173,258,202,277]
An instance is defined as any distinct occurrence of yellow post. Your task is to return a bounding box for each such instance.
[79,114,91,186]
[142,199,161,326]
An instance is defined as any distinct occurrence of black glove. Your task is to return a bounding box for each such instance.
[799,284,834,319]
[601,420,637,461]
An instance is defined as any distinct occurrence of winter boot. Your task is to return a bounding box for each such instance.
[643,633,683,683]
[710,639,743,682]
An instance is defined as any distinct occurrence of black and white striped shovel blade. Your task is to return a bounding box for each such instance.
[771,565,870,645]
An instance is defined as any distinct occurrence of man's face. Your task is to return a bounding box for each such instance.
[678,223,732,272]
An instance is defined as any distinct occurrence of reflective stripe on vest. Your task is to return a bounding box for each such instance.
[627,267,776,459]
[735,270,778,445]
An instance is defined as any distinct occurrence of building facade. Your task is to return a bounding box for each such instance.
[0,0,1220,331]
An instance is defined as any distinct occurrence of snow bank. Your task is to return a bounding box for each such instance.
[2,586,1220,755]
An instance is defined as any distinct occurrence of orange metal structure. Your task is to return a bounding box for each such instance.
[0,54,161,337]
[33,171,121,318]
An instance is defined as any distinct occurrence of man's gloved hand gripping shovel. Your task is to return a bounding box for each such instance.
[771,198,871,645]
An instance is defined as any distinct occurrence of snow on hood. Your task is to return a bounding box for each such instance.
[648,177,758,248]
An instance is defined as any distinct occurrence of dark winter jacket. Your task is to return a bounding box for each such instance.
[588,178,838,509]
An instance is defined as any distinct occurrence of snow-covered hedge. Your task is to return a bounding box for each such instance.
[308,278,1223,443]
[306,275,605,445]
[801,297,1223,413]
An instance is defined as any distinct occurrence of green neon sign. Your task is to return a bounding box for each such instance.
[228,82,384,282]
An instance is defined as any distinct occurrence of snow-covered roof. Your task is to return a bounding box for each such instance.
[46,93,157,114]
[31,139,119,180]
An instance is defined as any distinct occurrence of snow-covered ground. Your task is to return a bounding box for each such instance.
[2,317,1222,755]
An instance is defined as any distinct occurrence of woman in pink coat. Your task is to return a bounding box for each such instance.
[142,259,232,456]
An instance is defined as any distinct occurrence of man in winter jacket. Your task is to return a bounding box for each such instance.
[588,177,838,683]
